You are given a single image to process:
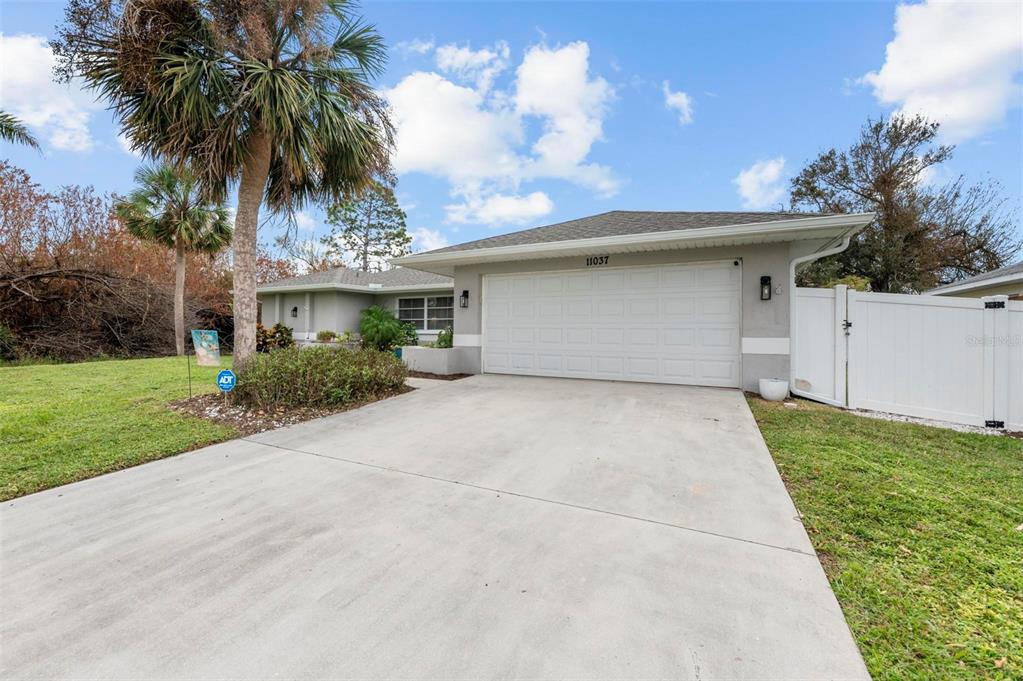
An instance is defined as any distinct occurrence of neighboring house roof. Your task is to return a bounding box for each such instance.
[925,261,1023,296]
[257,266,452,293]
[393,210,875,275]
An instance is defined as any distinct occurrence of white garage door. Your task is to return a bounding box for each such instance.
[483,261,742,387]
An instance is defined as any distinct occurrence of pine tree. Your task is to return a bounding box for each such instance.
[323,179,411,271]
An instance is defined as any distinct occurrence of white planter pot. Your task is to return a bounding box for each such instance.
[759,378,789,402]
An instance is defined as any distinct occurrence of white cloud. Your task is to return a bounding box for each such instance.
[515,42,617,196]
[409,227,450,252]
[436,41,510,94]
[662,80,693,125]
[446,191,553,226]
[734,157,787,210]
[117,132,142,157]
[395,38,435,56]
[861,1,1023,142]
[293,211,317,232]
[0,34,101,152]
[385,40,618,226]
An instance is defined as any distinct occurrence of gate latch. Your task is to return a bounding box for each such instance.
[842,320,853,330]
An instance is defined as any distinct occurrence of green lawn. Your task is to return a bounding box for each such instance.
[749,397,1023,680]
[1,356,237,500]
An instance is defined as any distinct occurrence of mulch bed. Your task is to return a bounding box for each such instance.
[169,385,413,436]
[407,371,472,381]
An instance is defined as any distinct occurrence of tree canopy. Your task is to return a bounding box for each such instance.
[54,0,394,362]
[790,114,1020,293]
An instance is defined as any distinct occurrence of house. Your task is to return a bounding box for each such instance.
[392,210,874,390]
[924,261,1023,300]
[257,267,453,343]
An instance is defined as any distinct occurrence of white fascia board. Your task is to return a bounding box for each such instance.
[391,213,875,274]
[256,282,453,295]
[924,271,1023,296]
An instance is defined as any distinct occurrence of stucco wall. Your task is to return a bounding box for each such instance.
[451,242,822,389]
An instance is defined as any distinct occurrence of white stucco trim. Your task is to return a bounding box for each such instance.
[742,337,790,355]
[454,334,482,347]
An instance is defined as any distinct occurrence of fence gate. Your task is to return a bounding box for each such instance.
[793,287,1022,430]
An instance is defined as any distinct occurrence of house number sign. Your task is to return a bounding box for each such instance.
[585,255,610,267]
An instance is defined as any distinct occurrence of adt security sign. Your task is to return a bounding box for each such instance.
[216,369,236,392]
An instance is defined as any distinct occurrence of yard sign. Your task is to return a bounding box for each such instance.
[191,330,221,367]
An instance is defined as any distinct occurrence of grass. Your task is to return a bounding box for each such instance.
[1,356,237,500]
[748,397,1023,680]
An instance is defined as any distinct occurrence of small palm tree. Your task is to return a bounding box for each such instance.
[55,1,393,364]
[0,111,40,150]
[115,164,232,356]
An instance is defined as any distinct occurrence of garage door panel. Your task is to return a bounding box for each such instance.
[484,262,741,387]
[662,297,696,317]
[565,328,592,345]
[595,328,625,345]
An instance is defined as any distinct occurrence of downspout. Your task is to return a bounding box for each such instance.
[788,231,854,402]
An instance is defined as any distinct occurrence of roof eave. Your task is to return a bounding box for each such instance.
[256,282,454,295]
[924,271,1023,296]
[392,213,875,276]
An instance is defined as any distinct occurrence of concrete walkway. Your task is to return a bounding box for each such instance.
[1,375,868,679]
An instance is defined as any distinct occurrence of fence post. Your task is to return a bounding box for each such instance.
[982,295,1010,428]
[833,285,848,406]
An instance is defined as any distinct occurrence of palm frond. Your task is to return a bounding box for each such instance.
[0,111,41,150]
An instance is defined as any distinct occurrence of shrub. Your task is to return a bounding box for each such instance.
[359,306,406,351]
[316,329,337,343]
[435,326,453,349]
[824,275,872,292]
[256,322,295,352]
[398,322,419,347]
[234,345,408,408]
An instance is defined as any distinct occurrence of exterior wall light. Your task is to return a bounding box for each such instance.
[459,290,469,308]
[290,306,299,318]
[760,276,772,301]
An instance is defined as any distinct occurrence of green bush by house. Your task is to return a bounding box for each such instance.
[359,306,417,350]
[256,322,295,352]
[234,345,407,408]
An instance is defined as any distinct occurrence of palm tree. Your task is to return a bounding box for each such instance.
[0,111,40,150]
[54,1,392,364]
[115,164,232,356]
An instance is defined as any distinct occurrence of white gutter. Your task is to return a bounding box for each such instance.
[924,271,1023,296]
[788,231,857,406]
[392,213,875,270]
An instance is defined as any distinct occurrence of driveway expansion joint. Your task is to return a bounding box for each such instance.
[242,437,817,559]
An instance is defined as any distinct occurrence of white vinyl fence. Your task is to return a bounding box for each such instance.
[792,286,1022,430]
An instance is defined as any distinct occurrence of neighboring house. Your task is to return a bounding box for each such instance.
[393,210,874,390]
[257,267,454,343]
[924,261,1023,300]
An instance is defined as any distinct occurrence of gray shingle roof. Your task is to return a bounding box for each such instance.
[423,210,833,254]
[258,266,451,291]
[928,261,1023,292]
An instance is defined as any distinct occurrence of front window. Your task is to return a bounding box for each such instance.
[398,296,453,331]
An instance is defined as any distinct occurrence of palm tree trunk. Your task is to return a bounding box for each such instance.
[232,131,272,365]
[174,239,186,356]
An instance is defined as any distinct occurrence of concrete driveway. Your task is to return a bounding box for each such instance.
[1,375,867,679]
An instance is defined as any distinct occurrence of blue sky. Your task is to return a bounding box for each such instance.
[2,1,1021,257]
